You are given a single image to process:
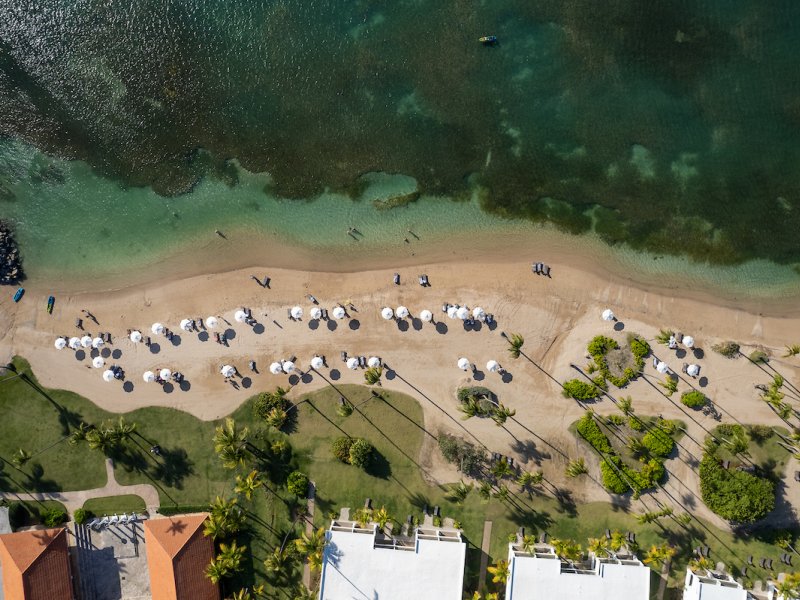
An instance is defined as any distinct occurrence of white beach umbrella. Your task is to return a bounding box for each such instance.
[457,357,470,371]
[310,307,322,320]
[381,307,394,320]
[130,330,142,343]
[396,306,409,319]
[206,316,219,329]
[221,365,236,378]
[102,369,115,382]
[310,356,324,369]
[269,362,283,375]
[456,306,469,320]
[68,337,81,350]
[234,310,247,323]
[472,307,486,321]
[602,309,615,321]
[282,361,295,374]
[159,368,172,380]
[687,364,701,377]
[420,310,433,322]
[180,318,193,332]
[368,356,381,368]
[332,306,346,320]
[81,335,93,348]
[346,357,359,370]
[290,306,303,320]
[92,356,104,369]
[92,337,104,349]
[54,337,67,350]
[142,370,155,383]
[683,335,695,348]
[447,305,458,319]
[486,360,500,373]
[151,322,164,335]
[656,361,669,374]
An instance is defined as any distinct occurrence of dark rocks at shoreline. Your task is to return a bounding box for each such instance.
[0,221,23,285]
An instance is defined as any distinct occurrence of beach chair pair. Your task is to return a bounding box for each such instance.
[321,308,329,320]
[308,294,318,304]
[341,351,348,362]
[393,273,400,285]
[359,356,367,368]
[417,274,430,287]
[441,303,449,313]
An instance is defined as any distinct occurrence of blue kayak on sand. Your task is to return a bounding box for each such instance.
[13,288,23,302]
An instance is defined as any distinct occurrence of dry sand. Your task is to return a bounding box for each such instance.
[1,252,800,531]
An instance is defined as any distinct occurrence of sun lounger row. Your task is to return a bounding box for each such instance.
[418,274,430,287]
[88,512,144,529]
[531,262,551,276]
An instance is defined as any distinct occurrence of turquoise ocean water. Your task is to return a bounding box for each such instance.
[0,1,799,294]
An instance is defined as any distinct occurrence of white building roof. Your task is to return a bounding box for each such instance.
[506,544,651,600]
[319,522,466,600]
[683,568,748,600]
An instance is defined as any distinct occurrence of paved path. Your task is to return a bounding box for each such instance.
[478,520,493,590]
[656,558,672,600]
[0,458,160,515]
[302,481,317,589]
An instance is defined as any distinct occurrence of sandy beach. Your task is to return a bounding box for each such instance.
[2,249,800,530]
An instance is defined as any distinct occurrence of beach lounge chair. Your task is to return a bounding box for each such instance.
[422,274,429,286]
[538,532,547,543]
[119,513,129,525]
[393,273,400,285]
[321,308,329,320]
[75,317,83,329]
[365,498,372,509]
[287,308,294,320]
[88,518,100,529]
[419,275,425,286]
[359,356,367,367]
[442,303,448,313]
[534,263,542,274]
[98,516,110,528]
[542,264,551,276]
[341,351,348,362]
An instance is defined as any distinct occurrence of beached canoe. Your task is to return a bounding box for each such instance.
[12,287,23,302]
[47,295,55,314]
[479,35,497,45]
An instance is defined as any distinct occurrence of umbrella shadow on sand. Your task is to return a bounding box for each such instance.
[349,319,360,331]
[501,371,513,384]
[253,323,265,335]
[309,320,320,330]
[330,369,341,380]
[613,321,625,331]
[327,320,338,332]
[473,370,486,381]
[198,332,209,342]
[396,320,409,332]
[75,350,86,361]
[224,329,236,340]
[435,322,448,335]
[149,343,160,354]
[123,381,134,393]
[411,318,423,331]
[169,335,182,347]
[241,377,252,388]
[179,380,191,392]
[112,349,122,359]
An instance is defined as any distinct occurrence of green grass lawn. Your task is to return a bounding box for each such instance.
[83,494,146,515]
[0,357,795,597]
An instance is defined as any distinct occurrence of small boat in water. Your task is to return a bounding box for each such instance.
[479,35,497,45]
[47,295,55,314]
[12,287,23,303]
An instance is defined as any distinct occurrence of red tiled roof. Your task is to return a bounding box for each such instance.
[0,527,73,600]
[144,513,220,600]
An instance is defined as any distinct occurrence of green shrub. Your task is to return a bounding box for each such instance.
[606,414,625,426]
[576,413,612,453]
[437,434,485,476]
[254,389,290,421]
[716,423,742,437]
[655,329,674,345]
[562,379,600,401]
[332,437,354,463]
[600,456,630,494]
[641,429,675,458]
[748,350,769,364]
[349,439,374,469]
[628,416,645,431]
[629,337,651,360]
[699,454,775,522]
[712,341,740,358]
[588,335,618,357]
[681,390,708,409]
[592,375,608,390]
[657,418,679,435]
[457,386,495,403]
[73,508,92,525]
[42,508,67,527]
[747,425,774,443]
[287,471,309,497]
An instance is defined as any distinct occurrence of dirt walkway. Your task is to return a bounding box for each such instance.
[0,458,160,516]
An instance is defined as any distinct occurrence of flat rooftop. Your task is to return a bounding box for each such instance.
[683,569,747,600]
[319,522,466,600]
[506,545,651,600]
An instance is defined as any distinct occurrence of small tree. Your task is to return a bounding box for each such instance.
[618,396,633,416]
[295,527,326,572]
[681,390,707,409]
[551,538,583,562]
[784,344,800,358]
[364,367,383,385]
[565,458,588,478]
[265,407,288,430]
[287,471,310,497]
[491,403,516,426]
[349,439,373,469]
[234,470,263,500]
[332,437,354,463]
[659,377,678,397]
[643,544,675,569]
[487,559,510,584]
[11,448,31,467]
[517,471,544,497]
[445,480,473,504]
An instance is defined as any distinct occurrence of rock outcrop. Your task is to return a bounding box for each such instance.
[0,221,23,284]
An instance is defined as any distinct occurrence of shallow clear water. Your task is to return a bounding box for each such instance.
[1,1,800,284]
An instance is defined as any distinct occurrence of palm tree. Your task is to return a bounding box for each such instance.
[627,438,650,462]
[487,559,510,584]
[773,573,800,599]
[373,506,392,531]
[507,333,525,359]
[491,403,516,426]
[207,496,245,538]
[490,457,513,480]
[113,417,137,443]
[551,538,583,562]
[264,547,292,574]
[688,556,714,572]
[784,344,800,358]
[364,367,383,386]
[265,407,288,430]
[218,540,246,574]
[643,544,676,569]
[234,470,263,500]
[292,585,317,600]
[295,527,326,572]
[213,418,249,469]
[492,485,510,503]
[11,448,31,467]
[445,480,473,504]
[472,593,499,600]
[517,471,544,497]
[205,557,230,584]
[723,430,750,457]
[658,376,677,396]
[608,530,626,552]
[618,396,634,416]
[228,590,254,600]
[521,534,537,555]
[778,402,794,422]
[565,458,588,478]
[478,481,493,501]
[459,396,482,420]
[588,537,610,556]
[86,428,117,454]
[203,515,227,540]
[68,422,94,446]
